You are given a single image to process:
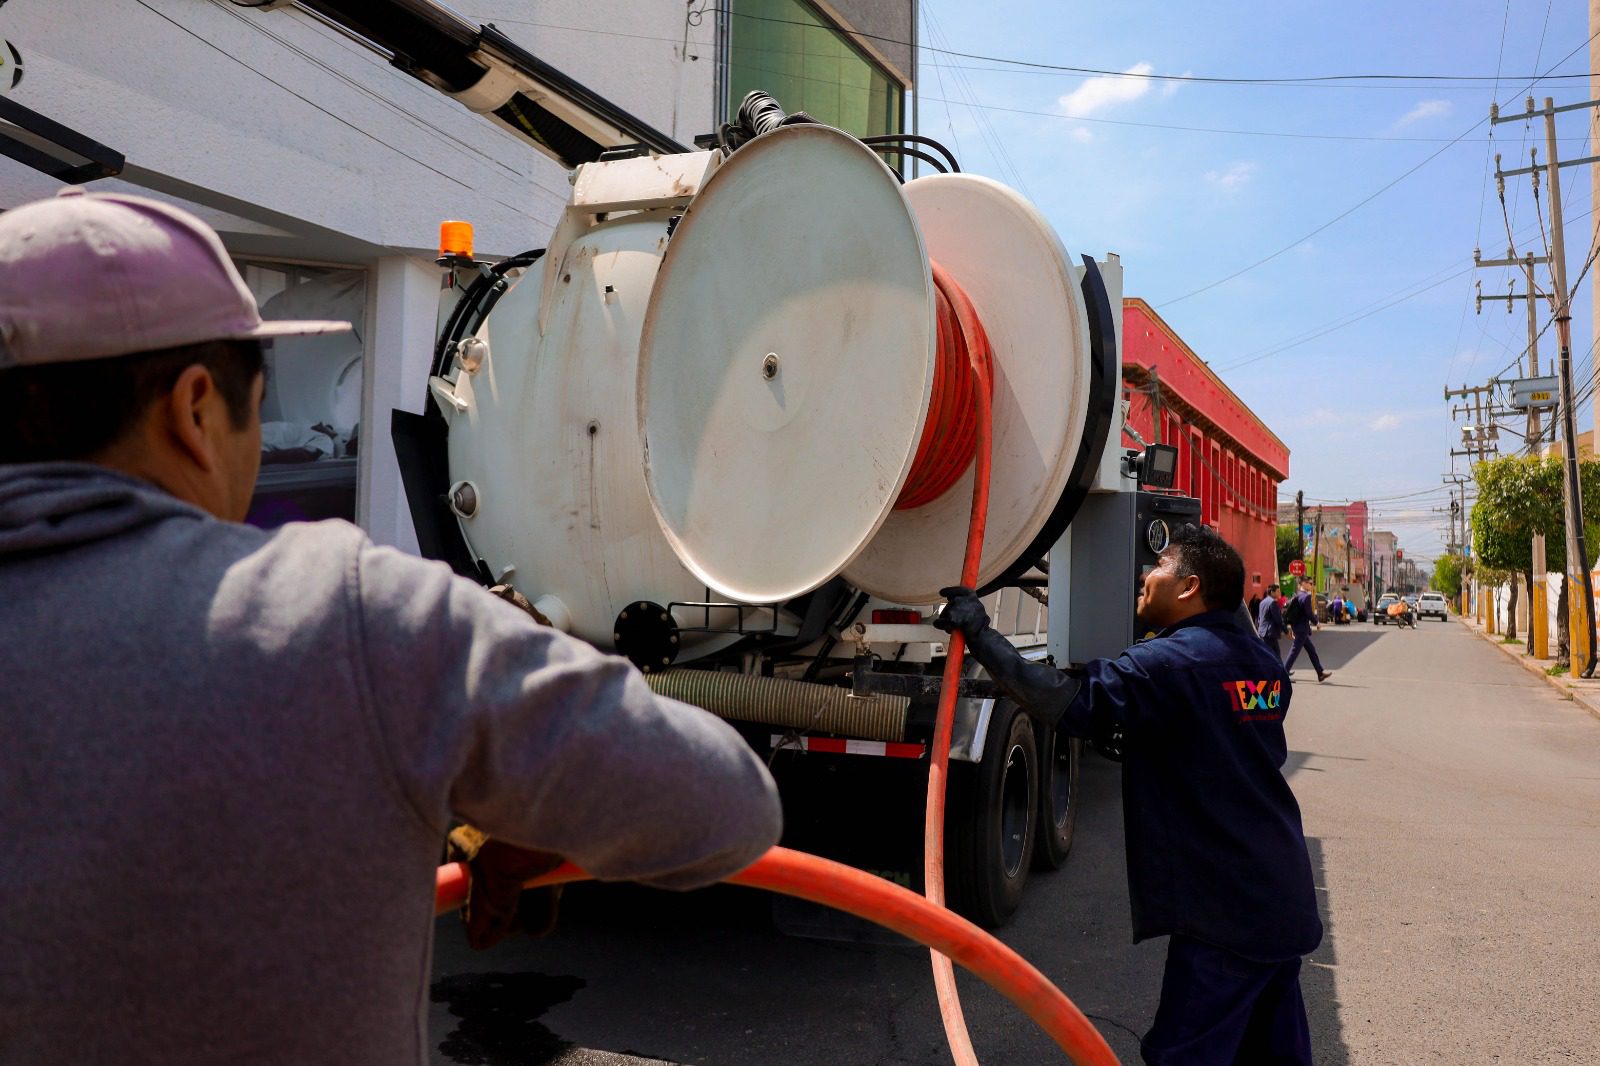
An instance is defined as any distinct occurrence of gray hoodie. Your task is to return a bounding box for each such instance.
[0,463,781,1064]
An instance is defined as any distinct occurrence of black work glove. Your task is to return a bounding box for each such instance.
[447,825,566,950]
[933,586,990,640]
[933,587,1079,731]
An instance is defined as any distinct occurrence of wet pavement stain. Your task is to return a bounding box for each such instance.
[431,971,585,1065]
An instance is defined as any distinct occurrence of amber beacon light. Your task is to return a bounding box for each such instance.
[438,219,475,266]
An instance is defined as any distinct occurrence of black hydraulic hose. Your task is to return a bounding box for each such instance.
[431,267,491,379]
[860,134,961,173]
[865,145,947,176]
[430,250,545,379]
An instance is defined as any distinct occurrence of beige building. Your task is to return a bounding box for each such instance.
[1277,501,1372,607]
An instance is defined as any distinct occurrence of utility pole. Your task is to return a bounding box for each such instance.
[1446,382,1500,463]
[1312,508,1324,597]
[1443,471,1471,612]
[1474,246,1551,452]
[1495,95,1600,675]
[1344,526,1351,600]
[1295,489,1305,563]
[1150,366,1163,445]
[1591,0,1600,445]
[1541,96,1597,677]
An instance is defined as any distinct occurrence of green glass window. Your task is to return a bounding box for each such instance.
[727,0,903,140]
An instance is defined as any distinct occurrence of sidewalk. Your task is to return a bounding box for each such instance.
[1460,614,1600,722]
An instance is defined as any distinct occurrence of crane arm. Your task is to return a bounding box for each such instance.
[240,0,689,167]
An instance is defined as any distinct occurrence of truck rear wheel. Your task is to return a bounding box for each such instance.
[1031,726,1081,871]
[945,700,1038,928]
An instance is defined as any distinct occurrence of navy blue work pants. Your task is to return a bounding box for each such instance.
[1283,629,1323,675]
[1141,935,1312,1066]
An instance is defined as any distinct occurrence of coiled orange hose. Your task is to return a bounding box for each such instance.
[434,849,1117,1065]
[896,263,994,511]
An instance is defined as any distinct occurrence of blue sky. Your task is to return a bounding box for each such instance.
[913,0,1598,564]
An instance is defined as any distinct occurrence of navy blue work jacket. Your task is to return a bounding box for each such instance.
[1061,609,1323,962]
[1287,589,1317,636]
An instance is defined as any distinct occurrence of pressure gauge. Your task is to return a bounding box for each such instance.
[1146,518,1170,555]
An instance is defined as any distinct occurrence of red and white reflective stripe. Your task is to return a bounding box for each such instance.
[769,735,926,759]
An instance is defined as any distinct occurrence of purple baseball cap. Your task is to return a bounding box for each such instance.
[0,188,351,369]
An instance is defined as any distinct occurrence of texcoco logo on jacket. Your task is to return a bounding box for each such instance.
[1220,679,1283,723]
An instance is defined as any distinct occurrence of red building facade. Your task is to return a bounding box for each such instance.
[1121,299,1290,596]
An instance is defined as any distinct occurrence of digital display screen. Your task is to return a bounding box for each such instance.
[1140,444,1179,489]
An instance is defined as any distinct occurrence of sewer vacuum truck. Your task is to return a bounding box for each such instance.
[212,0,1196,929]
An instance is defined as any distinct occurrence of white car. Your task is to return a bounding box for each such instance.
[1418,592,1449,621]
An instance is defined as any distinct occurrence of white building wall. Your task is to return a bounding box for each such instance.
[1,0,716,547]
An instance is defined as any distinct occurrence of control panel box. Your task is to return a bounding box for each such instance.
[1062,490,1201,666]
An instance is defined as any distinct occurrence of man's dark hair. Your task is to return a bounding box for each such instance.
[0,339,264,464]
[1169,523,1246,612]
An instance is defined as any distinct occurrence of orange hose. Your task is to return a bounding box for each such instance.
[920,262,996,1065]
[433,848,1117,1065]
[897,267,993,510]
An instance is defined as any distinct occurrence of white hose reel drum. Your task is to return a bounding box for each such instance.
[638,123,936,605]
[639,126,1093,606]
[846,173,1093,603]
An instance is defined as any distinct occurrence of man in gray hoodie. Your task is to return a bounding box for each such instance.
[0,189,782,1063]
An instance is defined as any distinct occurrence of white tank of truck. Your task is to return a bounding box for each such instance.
[428,123,1100,666]
[399,114,1135,928]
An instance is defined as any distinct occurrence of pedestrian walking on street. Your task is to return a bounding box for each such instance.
[1257,586,1287,661]
[0,190,782,1064]
[1284,580,1332,682]
[1248,591,1263,620]
[936,524,1323,1065]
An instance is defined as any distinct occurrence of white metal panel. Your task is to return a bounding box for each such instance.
[844,174,1093,603]
[638,125,936,605]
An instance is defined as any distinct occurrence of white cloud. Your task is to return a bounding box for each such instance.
[1058,62,1155,117]
[1365,408,1434,432]
[1162,72,1191,99]
[1070,127,1093,143]
[1395,99,1452,128]
[1205,160,1258,189]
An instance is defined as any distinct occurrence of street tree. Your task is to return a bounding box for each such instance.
[1470,455,1600,664]
[1433,552,1464,601]
[1276,524,1300,575]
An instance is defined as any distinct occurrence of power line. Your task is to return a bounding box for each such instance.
[921,6,1032,199]
[1207,200,1596,376]
[221,3,569,206]
[1216,268,1471,372]
[468,9,1600,90]
[1157,30,1600,310]
[911,94,1528,143]
[718,9,1600,86]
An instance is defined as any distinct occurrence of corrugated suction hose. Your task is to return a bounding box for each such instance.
[646,669,910,743]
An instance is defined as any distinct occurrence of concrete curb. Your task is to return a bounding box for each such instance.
[1460,616,1600,723]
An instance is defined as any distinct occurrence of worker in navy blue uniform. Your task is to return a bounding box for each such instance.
[936,524,1322,1065]
[1284,580,1332,682]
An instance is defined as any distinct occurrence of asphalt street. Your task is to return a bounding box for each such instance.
[427,618,1600,1065]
